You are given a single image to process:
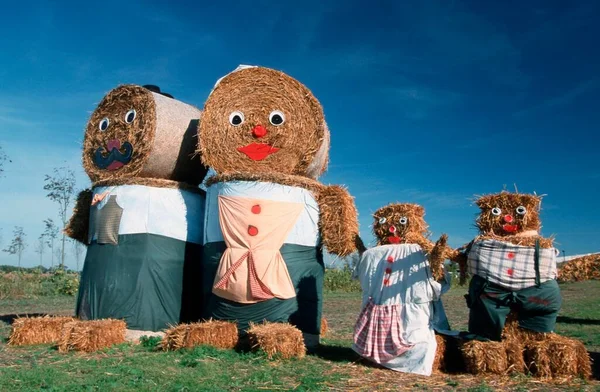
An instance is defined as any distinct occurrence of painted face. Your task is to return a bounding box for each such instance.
[83,85,156,182]
[199,67,328,177]
[475,192,542,235]
[373,203,427,245]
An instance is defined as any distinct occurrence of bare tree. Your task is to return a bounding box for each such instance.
[34,235,46,268]
[3,226,27,268]
[43,218,59,268]
[71,239,84,271]
[43,167,76,269]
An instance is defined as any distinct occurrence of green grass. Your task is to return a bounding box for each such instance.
[1,281,599,391]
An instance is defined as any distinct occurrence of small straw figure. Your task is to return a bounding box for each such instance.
[65,85,208,335]
[197,65,363,351]
[452,191,591,378]
[352,203,455,376]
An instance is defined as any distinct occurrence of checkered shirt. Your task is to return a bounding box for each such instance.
[467,239,557,291]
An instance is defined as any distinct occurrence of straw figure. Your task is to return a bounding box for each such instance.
[197,65,363,352]
[352,203,455,376]
[65,84,208,335]
[451,191,591,378]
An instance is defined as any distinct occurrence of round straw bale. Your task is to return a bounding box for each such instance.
[198,66,329,179]
[83,85,206,185]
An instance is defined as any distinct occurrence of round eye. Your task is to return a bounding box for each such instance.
[229,111,244,126]
[516,206,527,215]
[125,109,136,123]
[491,207,502,216]
[99,118,109,131]
[269,110,285,126]
[378,217,387,224]
[399,217,408,225]
[389,226,396,233]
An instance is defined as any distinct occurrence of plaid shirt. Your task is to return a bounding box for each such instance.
[468,239,558,291]
[353,299,413,363]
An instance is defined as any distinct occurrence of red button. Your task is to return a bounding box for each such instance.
[248,225,259,236]
[383,278,390,286]
[386,256,394,263]
[507,268,514,276]
[507,252,515,260]
[251,205,261,214]
[385,268,392,274]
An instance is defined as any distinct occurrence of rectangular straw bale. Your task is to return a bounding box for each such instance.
[461,340,508,375]
[9,316,76,346]
[247,322,306,359]
[433,334,447,371]
[161,320,238,351]
[58,319,126,353]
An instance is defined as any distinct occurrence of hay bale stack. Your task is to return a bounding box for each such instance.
[247,322,306,359]
[558,254,600,282]
[161,320,239,351]
[461,340,508,375]
[8,316,76,346]
[58,319,126,353]
[524,336,552,378]
[320,317,328,337]
[504,339,526,373]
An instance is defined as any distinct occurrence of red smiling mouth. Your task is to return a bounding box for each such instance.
[503,224,519,233]
[388,236,402,244]
[237,143,280,161]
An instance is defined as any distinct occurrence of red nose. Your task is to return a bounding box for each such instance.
[107,139,121,151]
[252,125,267,138]
[504,215,514,223]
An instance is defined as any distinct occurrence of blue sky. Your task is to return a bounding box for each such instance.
[0,0,599,269]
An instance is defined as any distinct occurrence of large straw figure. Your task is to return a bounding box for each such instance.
[198,65,362,350]
[65,85,208,335]
[452,191,591,378]
[353,203,454,376]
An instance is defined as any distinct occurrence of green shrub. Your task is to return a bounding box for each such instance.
[324,266,361,293]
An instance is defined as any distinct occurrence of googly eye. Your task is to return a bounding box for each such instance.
[229,111,244,126]
[125,109,136,123]
[269,110,285,126]
[491,207,502,216]
[389,226,396,233]
[516,206,527,215]
[378,217,387,224]
[399,217,408,225]
[99,118,110,131]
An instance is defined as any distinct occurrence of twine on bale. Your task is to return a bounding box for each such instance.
[8,316,76,346]
[558,254,600,282]
[57,319,126,353]
[247,322,306,359]
[161,320,239,351]
[198,66,329,179]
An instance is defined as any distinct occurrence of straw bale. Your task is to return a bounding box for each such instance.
[316,185,361,257]
[64,189,93,244]
[524,336,552,377]
[320,317,328,337]
[8,316,76,346]
[573,338,592,379]
[475,191,543,235]
[57,319,126,353]
[557,254,600,282]
[247,322,306,359]
[198,66,329,179]
[504,339,526,373]
[161,320,239,351]
[433,334,447,371]
[461,340,508,375]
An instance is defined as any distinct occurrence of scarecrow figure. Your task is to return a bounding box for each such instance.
[452,191,591,378]
[197,65,363,350]
[352,203,455,376]
[65,85,208,335]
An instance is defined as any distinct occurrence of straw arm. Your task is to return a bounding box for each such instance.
[64,189,93,245]
[316,184,361,257]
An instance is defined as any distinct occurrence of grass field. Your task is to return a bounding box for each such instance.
[0,282,599,391]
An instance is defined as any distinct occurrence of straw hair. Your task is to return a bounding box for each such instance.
[198,66,329,179]
[247,322,306,359]
[161,320,239,351]
[64,189,93,244]
[475,191,543,236]
[82,84,207,185]
[558,254,600,282]
[8,316,76,346]
[57,319,126,353]
[461,340,508,374]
